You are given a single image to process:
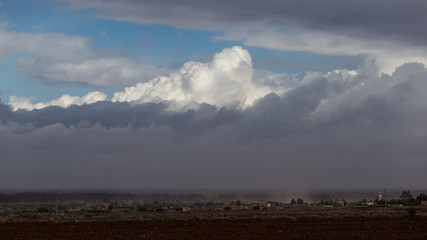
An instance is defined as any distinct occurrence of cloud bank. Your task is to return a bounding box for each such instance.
[2,56,427,188]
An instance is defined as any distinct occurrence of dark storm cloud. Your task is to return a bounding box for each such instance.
[2,63,427,189]
[65,0,427,46]
[0,101,243,133]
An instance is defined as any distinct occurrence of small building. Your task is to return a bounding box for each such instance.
[421,201,427,206]
[182,207,191,212]
[334,200,345,207]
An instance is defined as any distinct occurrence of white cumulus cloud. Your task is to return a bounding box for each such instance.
[112,46,276,109]
[6,46,299,111]
[9,91,107,111]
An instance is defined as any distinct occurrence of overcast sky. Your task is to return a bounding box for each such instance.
[1,0,427,189]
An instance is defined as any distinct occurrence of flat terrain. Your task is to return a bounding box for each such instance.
[1,209,427,239]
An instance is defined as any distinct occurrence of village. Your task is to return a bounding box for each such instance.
[2,190,427,239]
[1,190,427,215]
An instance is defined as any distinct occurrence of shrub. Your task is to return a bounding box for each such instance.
[37,207,49,213]
[86,209,105,213]
[137,206,148,212]
[155,207,164,212]
[406,208,417,219]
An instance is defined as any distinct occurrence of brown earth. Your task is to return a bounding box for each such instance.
[1,210,427,239]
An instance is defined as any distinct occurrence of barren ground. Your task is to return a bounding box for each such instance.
[1,208,426,239]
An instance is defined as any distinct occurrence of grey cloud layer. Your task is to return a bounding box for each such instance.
[62,0,427,74]
[2,63,427,188]
[65,0,427,46]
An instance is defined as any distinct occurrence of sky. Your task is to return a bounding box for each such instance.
[1,0,427,189]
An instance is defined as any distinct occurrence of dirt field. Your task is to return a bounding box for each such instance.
[1,209,427,239]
